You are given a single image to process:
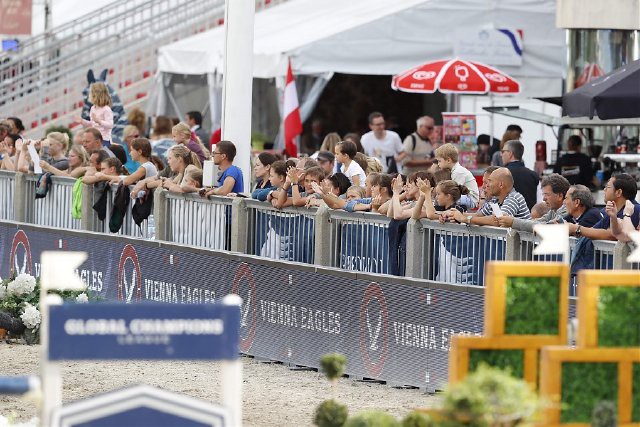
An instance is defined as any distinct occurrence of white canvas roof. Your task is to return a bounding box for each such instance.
[158,0,565,83]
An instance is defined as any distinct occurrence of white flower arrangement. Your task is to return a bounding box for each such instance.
[75,293,89,304]
[20,304,41,330]
[6,273,37,296]
[0,284,6,300]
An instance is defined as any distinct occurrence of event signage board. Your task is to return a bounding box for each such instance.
[442,113,478,169]
[1,221,488,390]
[51,384,231,427]
[48,303,240,361]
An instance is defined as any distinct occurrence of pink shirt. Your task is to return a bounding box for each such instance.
[82,105,113,142]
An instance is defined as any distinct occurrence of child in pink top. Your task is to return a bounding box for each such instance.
[77,82,113,147]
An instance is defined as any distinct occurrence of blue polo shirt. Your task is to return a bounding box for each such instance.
[592,199,640,229]
[218,165,244,194]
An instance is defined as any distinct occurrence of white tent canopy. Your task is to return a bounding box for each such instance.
[158,0,566,93]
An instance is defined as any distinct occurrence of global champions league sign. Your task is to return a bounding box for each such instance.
[0,223,485,390]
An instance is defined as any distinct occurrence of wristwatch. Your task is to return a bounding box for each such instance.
[466,215,473,225]
[575,225,582,237]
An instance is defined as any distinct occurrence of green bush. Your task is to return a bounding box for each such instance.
[401,411,434,427]
[442,364,539,426]
[314,399,348,427]
[504,276,560,335]
[591,400,617,427]
[633,363,640,422]
[344,410,400,427]
[321,353,347,382]
[560,362,618,423]
[468,349,524,378]
[597,286,640,347]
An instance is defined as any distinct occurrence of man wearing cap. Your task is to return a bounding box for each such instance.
[316,150,337,176]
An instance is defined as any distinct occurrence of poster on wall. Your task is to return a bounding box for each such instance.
[443,113,477,169]
[0,0,32,35]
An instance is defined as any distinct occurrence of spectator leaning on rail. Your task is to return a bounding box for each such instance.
[434,143,479,209]
[608,200,640,242]
[202,140,244,197]
[445,167,530,226]
[568,173,640,240]
[0,133,20,171]
[111,138,157,188]
[497,173,570,230]
[251,152,277,201]
[500,139,539,210]
[39,132,70,173]
[172,122,210,165]
[563,184,602,227]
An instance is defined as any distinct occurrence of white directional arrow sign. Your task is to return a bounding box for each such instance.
[533,223,570,262]
[627,231,640,263]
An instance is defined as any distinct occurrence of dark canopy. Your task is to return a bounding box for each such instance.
[562,59,640,120]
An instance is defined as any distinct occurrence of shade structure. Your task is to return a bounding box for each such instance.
[391,58,521,95]
[562,59,640,119]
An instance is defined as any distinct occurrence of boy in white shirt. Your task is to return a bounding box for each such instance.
[335,140,366,187]
[434,143,479,209]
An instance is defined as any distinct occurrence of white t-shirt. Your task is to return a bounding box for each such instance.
[361,130,404,173]
[341,160,367,188]
[141,161,158,179]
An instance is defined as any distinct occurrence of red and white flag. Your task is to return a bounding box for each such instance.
[283,59,302,158]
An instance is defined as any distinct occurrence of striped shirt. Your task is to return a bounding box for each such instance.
[479,188,531,219]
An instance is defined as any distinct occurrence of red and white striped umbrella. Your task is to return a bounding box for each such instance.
[391,58,520,95]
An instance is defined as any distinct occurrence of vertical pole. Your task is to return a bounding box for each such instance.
[13,172,27,223]
[313,205,331,266]
[231,198,248,253]
[221,294,243,425]
[405,219,424,278]
[40,294,63,426]
[221,0,255,193]
[153,188,168,242]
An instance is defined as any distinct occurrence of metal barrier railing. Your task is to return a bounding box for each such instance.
[23,175,81,230]
[518,232,578,264]
[0,171,15,221]
[244,199,316,264]
[2,171,638,280]
[165,193,232,251]
[328,210,392,274]
[418,221,509,286]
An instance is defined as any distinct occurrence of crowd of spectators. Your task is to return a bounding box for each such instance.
[1,91,639,276]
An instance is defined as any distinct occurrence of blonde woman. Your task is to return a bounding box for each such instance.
[172,122,210,164]
[42,144,89,177]
[75,82,113,146]
[39,132,70,171]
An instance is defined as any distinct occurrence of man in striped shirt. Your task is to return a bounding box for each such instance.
[446,167,531,225]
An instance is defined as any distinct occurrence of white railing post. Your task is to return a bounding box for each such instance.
[153,187,168,242]
[13,172,27,223]
[404,219,424,279]
[313,205,332,267]
[231,198,248,253]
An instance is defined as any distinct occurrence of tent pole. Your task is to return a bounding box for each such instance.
[221,0,255,193]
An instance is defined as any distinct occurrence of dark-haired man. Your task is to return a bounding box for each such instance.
[203,140,244,196]
[554,135,593,187]
[568,173,639,240]
[498,173,570,230]
[501,139,539,210]
[563,185,602,227]
[361,112,405,174]
[186,111,209,145]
